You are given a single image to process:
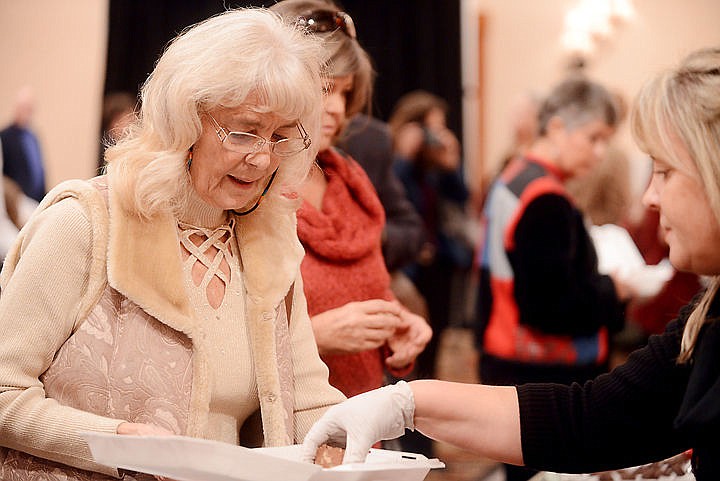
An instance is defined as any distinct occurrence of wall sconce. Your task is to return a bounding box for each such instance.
[561,0,635,69]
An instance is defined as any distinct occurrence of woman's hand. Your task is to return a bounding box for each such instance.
[385,308,432,369]
[116,422,174,437]
[301,381,415,464]
[393,123,425,160]
[311,300,403,356]
[425,127,461,171]
[116,423,177,481]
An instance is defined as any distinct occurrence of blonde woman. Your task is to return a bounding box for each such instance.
[0,9,345,480]
[302,47,720,481]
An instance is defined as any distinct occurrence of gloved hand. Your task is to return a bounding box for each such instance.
[301,381,416,464]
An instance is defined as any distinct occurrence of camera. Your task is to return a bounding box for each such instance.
[422,127,442,147]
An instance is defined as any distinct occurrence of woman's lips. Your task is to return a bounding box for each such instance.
[228,174,254,188]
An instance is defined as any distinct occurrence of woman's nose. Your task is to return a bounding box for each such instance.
[325,92,346,115]
[244,148,272,170]
[642,178,660,210]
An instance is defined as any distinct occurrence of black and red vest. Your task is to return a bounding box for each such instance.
[476,156,610,366]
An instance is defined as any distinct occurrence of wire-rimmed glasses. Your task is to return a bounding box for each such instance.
[207,113,311,157]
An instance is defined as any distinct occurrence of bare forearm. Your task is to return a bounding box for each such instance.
[409,380,523,465]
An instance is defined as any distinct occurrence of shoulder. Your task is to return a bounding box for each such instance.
[41,178,110,228]
[331,148,374,186]
[0,125,18,136]
[339,115,393,162]
[44,177,106,203]
[345,114,391,139]
[320,147,362,173]
[1,179,109,280]
[20,178,109,245]
[0,126,20,145]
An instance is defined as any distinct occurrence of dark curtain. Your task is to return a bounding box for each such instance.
[105,0,462,137]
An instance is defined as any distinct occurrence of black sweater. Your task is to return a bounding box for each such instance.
[517,294,720,480]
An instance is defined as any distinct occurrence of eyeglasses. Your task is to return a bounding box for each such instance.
[296,10,357,39]
[207,113,311,157]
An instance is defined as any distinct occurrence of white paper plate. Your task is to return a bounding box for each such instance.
[82,432,443,481]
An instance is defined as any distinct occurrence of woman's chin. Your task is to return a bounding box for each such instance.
[317,133,334,152]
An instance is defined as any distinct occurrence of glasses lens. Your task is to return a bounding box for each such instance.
[226,132,264,153]
[273,138,307,157]
[226,132,307,157]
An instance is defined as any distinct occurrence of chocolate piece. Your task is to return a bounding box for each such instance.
[315,444,345,468]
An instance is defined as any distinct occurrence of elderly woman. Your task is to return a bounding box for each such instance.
[302,47,720,480]
[0,8,344,480]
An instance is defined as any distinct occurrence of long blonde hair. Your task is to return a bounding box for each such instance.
[104,8,326,219]
[632,46,720,362]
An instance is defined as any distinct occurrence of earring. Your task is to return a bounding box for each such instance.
[187,149,193,170]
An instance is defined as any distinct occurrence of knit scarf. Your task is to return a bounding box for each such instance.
[297,148,394,397]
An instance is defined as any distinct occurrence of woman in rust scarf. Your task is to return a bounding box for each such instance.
[271,0,432,399]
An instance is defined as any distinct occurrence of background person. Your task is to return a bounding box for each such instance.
[270,0,432,400]
[338,114,425,277]
[0,85,46,202]
[389,90,473,380]
[0,140,21,265]
[98,91,138,172]
[475,77,631,480]
[0,9,345,479]
[301,46,720,481]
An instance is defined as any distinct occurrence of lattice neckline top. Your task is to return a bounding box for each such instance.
[177,194,238,310]
[176,193,259,441]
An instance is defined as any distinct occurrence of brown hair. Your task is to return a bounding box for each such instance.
[270,0,374,118]
[388,90,449,135]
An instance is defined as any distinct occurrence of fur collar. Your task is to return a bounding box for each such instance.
[106,174,304,338]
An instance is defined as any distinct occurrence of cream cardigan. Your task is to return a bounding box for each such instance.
[0,176,344,477]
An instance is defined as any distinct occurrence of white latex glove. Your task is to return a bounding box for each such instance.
[301,381,415,464]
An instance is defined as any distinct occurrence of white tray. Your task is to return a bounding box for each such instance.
[82,432,444,481]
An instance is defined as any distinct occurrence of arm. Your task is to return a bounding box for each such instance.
[512,194,625,334]
[288,274,347,441]
[412,380,522,464]
[0,198,124,476]
[519,315,691,473]
[300,379,522,465]
[302,312,691,469]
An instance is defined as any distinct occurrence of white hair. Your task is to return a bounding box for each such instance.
[105,8,326,218]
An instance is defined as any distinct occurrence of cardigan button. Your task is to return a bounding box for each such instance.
[266,393,276,403]
[262,311,273,321]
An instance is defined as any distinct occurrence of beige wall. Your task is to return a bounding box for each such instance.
[2,1,719,199]
[461,0,720,203]
[0,0,109,190]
